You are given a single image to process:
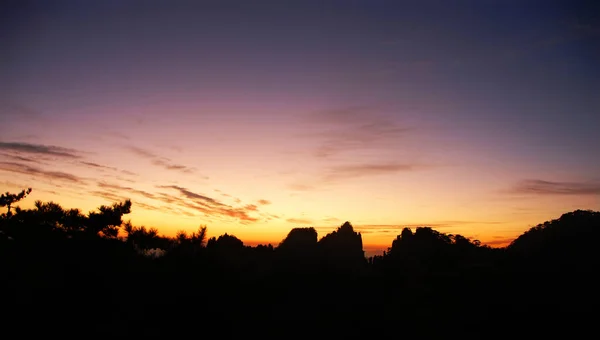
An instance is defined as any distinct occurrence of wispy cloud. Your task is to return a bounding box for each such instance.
[0,141,81,159]
[79,161,138,180]
[133,201,172,213]
[302,106,412,159]
[244,204,258,211]
[97,182,156,199]
[81,161,118,171]
[510,179,600,196]
[126,146,197,174]
[127,146,156,159]
[0,180,32,190]
[90,183,198,217]
[286,218,313,224]
[105,131,130,141]
[152,159,196,173]
[158,185,224,206]
[323,162,417,182]
[90,190,129,202]
[121,169,138,176]
[0,101,42,119]
[0,161,84,183]
[156,185,260,223]
[257,199,271,205]
[289,161,422,191]
[0,153,41,163]
[287,106,422,190]
[101,174,136,183]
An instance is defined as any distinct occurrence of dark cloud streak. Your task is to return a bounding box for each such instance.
[126,146,197,174]
[90,190,129,202]
[303,106,413,159]
[157,185,260,223]
[157,185,224,206]
[511,179,600,196]
[323,163,417,182]
[289,161,422,191]
[0,153,41,163]
[0,141,81,158]
[97,182,156,199]
[0,161,83,183]
[80,161,122,173]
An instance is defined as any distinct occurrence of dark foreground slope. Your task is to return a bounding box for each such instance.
[2,208,600,336]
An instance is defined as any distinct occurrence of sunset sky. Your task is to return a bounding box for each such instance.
[1,0,599,255]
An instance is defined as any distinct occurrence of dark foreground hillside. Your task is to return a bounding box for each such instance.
[1,194,599,336]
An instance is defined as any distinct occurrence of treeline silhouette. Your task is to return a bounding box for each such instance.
[1,188,599,335]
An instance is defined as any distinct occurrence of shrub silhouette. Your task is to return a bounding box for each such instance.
[0,187,31,215]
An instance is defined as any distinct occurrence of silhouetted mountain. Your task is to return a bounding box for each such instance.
[1,188,598,335]
[318,221,366,274]
[275,227,318,273]
[506,209,600,286]
[278,227,318,250]
[508,209,600,258]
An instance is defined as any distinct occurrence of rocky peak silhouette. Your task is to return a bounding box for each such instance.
[318,221,365,272]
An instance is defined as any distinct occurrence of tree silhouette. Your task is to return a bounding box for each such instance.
[124,222,164,250]
[32,200,66,231]
[86,199,132,238]
[0,188,32,215]
[170,225,208,257]
[191,225,208,247]
[62,208,87,233]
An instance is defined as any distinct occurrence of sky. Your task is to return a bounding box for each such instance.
[1,0,599,255]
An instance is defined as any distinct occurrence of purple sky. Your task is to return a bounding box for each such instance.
[1,0,599,252]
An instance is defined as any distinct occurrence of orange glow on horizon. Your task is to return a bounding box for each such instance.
[1,184,549,257]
